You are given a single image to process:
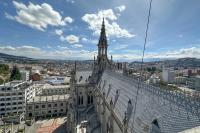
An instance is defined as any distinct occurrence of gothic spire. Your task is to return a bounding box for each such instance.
[98,17,107,47]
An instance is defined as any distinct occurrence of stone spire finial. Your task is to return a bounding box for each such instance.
[110,98,113,106]
[127,99,133,122]
[102,17,105,26]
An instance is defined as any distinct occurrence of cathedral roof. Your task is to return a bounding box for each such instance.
[76,70,92,84]
[98,70,200,133]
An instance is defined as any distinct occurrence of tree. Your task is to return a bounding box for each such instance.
[0,64,9,75]
[10,66,21,81]
[146,67,156,74]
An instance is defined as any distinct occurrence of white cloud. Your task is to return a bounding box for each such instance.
[6,1,73,31]
[0,46,16,51]
[115,5,126,12]
[178,34,183,38]
[57,45,69,50]
[81,37,98,45]
[1,45,199,60]
[81,37,88,42]
[55,29,63,35]
[112,47,200,60]
[82,9,135,38]
[64,16,73,23]
[0,45,96,60]
[64,35,79,44]
[47,45,52,48]
[114,44,128,50]
[66,0,75,4]
[5,13,15,20]
[17,45,41,51]
[0,45,44,58]
[72,44,83,48]
[60,35,79,43]
[59,36,65,41]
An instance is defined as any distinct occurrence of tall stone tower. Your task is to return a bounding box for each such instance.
[97,18,110,71]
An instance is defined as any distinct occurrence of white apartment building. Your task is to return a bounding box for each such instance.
[26,94,69,120]
[20,70,30,81]
[0,81,35,123]
[162,68,175,83]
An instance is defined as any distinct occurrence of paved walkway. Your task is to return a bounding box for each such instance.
[36,118,66,133]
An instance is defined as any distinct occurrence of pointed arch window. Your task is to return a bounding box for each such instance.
[81,96,83,104]
[88,95,90,104]
[91,96,93,104]
[78,96,80,105]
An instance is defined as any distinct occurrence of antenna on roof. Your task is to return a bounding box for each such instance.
[130,0,153,131]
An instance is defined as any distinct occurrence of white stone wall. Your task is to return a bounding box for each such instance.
[26,100,68,119]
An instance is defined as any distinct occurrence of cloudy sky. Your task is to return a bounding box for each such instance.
[0,0,200,61]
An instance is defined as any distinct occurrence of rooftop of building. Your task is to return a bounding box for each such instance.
[96,69,200,133]
[0,81,31,92]
[0,80,23,87]
[28,94,70,103]
[43,76,71,85]
[43,84,70,90]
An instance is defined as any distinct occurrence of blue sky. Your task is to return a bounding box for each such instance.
[0,0,200,61]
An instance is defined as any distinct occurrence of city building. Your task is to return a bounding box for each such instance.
[25,83,70,120]
[26,94,69,120]
[41,84,70,96]
[44,76,68,85]
[182,68,200,77]
[67,19,200,133]
[148,74,160,84]
[19,70,30,81]
[162,68,175,83]
[186,76,200,91]
[175,76,200,91]
[31,73,41,81]
[0,81,35,123]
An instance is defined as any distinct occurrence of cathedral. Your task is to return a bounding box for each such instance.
[67,19,200,133]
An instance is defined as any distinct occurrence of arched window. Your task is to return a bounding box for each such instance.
[78,96,80,105]
[81,96,83,104]
[91,96,93,104]
[88,96,90,104]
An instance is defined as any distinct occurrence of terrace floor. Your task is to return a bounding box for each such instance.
[22,117,67,133]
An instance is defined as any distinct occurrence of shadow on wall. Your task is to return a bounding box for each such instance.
[52,122,67,133]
